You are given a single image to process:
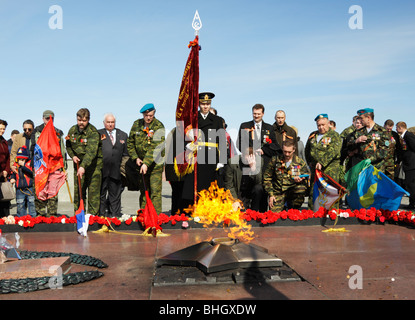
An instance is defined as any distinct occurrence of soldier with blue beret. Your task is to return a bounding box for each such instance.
[127,103,165,214]
[140,103,156,113]
[314,113,329,122]
[357,108,374,116]
[347,108,390,173]
[305,113,342,209]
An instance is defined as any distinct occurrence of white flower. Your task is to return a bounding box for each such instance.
[61,218,66,224]
[340,211,349,218]
[4,215,15,225]
[194,217,201,223]
[120,214,132,222]
[18,220,24,227]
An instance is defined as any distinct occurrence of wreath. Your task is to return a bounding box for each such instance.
[0,250,107,294]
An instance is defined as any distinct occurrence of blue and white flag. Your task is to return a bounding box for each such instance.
[345,160,409,211]
[313,170,346,211]
[76,200,91,237]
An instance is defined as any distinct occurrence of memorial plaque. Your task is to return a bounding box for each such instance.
[0,257,71,280]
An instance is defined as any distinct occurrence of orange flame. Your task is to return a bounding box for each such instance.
[191,181,255,243]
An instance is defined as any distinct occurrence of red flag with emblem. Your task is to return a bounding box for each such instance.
[34,118,66,200]
[174,36,200,177]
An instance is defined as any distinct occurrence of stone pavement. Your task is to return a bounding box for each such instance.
[3,160,415,301]
[2,223,415,301]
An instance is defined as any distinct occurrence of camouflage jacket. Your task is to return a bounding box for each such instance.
[348,123,390,171]
[263,155,309,196]
[340,125,355,140]
[127,118,165,168]
[66,123,102,170]
[305,128,342,179]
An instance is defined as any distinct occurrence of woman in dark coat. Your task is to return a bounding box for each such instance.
[0,119,12,217]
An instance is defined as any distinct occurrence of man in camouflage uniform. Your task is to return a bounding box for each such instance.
[66,108,102,215]
[305,114,342,209]
[383,119,401,180]
[31,110,67,217]
[347,108,390,173]
[340,116,360,141]
[127,104,165,214]
[264,140,309,212]
[339,115,360,186]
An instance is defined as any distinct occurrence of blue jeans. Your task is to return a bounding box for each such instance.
[16,188,36,217]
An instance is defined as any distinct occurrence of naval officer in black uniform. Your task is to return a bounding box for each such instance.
[182,92,227,205]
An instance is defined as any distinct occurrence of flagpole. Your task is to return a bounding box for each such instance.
[63,167,73,203]
[76,162,83,207]
[74,161,89,237]
[192,10,202,206]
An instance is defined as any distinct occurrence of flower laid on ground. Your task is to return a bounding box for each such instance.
[0,207,414,229]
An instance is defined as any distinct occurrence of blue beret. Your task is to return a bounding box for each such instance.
[357,108,374,116]
[140,103,155,113]
[314,113,328,122]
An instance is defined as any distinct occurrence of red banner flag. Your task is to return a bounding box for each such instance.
[34,119,66,200]
[142,190,162,237]
[174,36,200,177]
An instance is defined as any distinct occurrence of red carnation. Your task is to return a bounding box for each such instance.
[112,218,122,226]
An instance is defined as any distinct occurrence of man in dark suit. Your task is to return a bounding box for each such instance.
[99,113,129,217]
[236,104,280,174]
[235,104,280,212]
[272,110,298,155]
[182,92,227,205]
[396,121,415,210]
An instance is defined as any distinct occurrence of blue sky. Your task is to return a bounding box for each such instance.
[0,0,414,144]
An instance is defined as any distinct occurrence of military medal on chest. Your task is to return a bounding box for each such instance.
[143,127,154,145]
[291,165,300,177]
[276,161,284,174]
[321,137,331,147]
[372,133,380,140]
[401,138,407,150]
[71,133,77,143]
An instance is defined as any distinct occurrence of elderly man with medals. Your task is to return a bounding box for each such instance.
[305,113,342,209]
[127,103,165,214]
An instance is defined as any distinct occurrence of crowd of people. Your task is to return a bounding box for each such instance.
[0,95,414,219]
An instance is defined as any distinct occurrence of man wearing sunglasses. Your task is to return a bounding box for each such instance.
[10,119,35,174]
